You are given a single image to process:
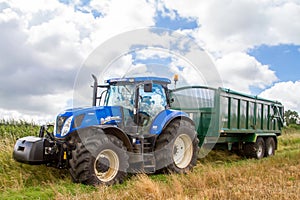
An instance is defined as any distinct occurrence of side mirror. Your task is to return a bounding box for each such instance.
[144,82,153,93]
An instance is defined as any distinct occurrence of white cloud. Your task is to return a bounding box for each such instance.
[0,0,156,122]
[168,56,208,86]
[0,108,53,124]
[8,0,61,13]
[162,0,300,53]
[216,52,278,93]
[260,81,300,113]
[88,0,156,48]
[134,48,171,60]
[0,89,73,124]
[1,0,299,123]
[156,0,300,102]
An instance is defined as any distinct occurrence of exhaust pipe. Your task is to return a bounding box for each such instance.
[92,74,98,106]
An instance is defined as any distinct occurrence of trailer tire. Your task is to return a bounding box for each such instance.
[244,137,265,159]
[265,137,275,157]
[69,130,129,186]
[155,119,199,173]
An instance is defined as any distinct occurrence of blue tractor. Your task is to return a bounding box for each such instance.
[13,75,199,185]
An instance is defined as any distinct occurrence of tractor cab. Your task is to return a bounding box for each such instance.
[93,76,171,134]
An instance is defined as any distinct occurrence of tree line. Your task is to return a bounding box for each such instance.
[284,110,299,126]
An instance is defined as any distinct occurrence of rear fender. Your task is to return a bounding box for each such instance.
[149,110,194,135]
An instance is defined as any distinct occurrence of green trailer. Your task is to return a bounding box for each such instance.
[170,86,284,159]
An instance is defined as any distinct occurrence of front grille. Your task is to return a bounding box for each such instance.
[73,114,85,129]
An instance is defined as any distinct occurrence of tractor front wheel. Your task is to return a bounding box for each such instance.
[69,129,129,186]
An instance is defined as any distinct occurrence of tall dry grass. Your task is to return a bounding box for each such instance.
[0,124,299,199]
[55,151,299,200]
[55,130,300,200]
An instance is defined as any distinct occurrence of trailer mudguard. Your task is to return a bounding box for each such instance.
[242,133,277,143]
[149,109,192,135]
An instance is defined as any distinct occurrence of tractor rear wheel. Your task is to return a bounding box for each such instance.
[155,119,199,173]
[69,129,129,186]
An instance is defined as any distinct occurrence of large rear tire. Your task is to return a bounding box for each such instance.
[155,119,199,173]
[69,129,129,186]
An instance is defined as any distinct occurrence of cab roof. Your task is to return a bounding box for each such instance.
[105,77,171,85]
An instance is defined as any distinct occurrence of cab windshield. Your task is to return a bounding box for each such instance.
[105,83,167,118]
[105,85,135,110]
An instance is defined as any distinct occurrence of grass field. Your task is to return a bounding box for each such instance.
[0,121,299,200]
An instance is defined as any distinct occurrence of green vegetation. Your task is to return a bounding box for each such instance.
[0,121,299,199]
[0,119,40,139]
[284,110,299,126]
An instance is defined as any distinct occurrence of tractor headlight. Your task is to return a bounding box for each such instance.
[61,116,73,137]
[57,117,65,127]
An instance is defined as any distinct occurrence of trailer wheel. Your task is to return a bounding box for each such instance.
[244,137,265,159]
[265,137,275,157]
[155,119,199,173]
[69,130,129,186]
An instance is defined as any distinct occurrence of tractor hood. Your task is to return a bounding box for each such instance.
[54,106,122,138]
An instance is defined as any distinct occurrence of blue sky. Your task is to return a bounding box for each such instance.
[0,0,299,122]
[154,10,300,93]
[249,44,300,83]
[153,6,300,94]
[155,7,198,30]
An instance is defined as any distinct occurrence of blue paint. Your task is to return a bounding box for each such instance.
[55,106,123,138]
[54,106,190,138]
[54,76,190,138]
[106,77,171,85]
[149,109,189,134]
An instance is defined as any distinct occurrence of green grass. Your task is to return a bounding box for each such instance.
[0,122,299,199]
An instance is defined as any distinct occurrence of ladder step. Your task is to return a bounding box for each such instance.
[143,153,155,173]
[144,165,155,168]
[143,165,155,173]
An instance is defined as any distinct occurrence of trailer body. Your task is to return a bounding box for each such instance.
[170,86,284,157]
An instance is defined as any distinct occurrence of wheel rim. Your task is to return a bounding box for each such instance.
[173,134,193,169]
[267,141,274,155]
[94,149,119,182]
[257,142,264,158]
[267,145,273,155]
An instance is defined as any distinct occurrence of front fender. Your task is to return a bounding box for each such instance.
[98,125,133,152]
[149,109,193,135]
